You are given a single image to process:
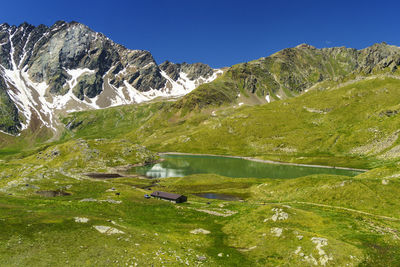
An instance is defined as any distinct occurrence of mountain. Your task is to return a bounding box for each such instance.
[0,21,222,135]
[175,42,400,110]
[2,21,400,143]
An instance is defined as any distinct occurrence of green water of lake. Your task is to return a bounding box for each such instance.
[131,154,363,179]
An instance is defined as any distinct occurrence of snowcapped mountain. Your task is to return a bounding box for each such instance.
[0,21,222,135]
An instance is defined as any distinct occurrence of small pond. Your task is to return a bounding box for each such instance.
[131,154,363,179]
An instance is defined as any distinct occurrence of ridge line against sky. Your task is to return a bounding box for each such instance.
[1,0,400,68]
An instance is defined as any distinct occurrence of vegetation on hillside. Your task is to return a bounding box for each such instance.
[59,76,400,169]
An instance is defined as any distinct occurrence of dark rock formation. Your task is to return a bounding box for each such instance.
[160,61,214,81]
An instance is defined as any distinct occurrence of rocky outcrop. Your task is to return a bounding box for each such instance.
[0,21,220,135]
[159,61,214,81]
[180,62,214,80]
[159,61,180,81]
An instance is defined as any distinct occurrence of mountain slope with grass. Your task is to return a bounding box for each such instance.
[175,42,400,111]
[61,75,400,169]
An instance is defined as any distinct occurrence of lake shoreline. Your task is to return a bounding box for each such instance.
[159,152,367,172]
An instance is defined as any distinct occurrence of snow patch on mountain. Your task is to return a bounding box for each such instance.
[2,63,221,133]
[161,69,223,97]
[65,68,95,89]
[2,29,56,131]
[204,69,223,83]
[123,81,153,104]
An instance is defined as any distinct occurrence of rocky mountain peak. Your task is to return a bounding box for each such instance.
[0,21,222,135]
[295,43,316,49]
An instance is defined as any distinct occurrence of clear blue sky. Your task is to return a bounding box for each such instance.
[1,0,399,68]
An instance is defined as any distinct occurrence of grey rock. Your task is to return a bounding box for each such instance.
[159,61,180,80]
[80,198,98,202]
[197,256,207,261]
[159,61,214,81]
[180,62,214,80]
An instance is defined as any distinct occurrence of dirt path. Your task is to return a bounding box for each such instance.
[160,152,367,172]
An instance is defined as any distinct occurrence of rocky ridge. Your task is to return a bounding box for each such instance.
[0,21,222,135]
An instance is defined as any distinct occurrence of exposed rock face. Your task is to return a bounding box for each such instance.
[159,61,214,81]
[159,61,180,80]
[0,21,221,134]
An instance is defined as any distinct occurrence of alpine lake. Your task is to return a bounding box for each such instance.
[131,154,363,179]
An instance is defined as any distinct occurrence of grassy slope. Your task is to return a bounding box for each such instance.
[0,175,250,266]
[157,172,400,266]
[107,76,398,169]
[54,77,400,170]
[60,101,168,140]
[1,169,400,266]
[0,79,21,134]
[0,124,54,159]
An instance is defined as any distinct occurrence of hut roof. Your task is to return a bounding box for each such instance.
[151,191,183,200]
